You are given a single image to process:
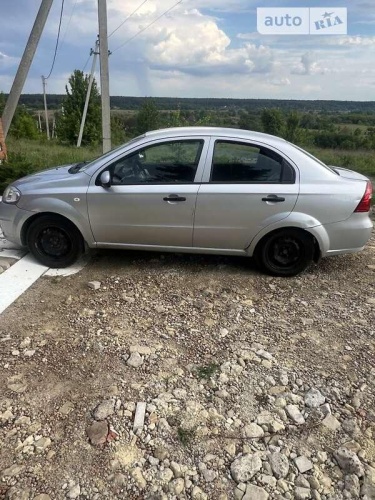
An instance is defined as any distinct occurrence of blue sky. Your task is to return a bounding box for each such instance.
[0,0,374,100]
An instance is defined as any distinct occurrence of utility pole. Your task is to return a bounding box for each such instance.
[42,75,50,140]
[38,112,42,133]
[1,0,53,139]
[98,0,111,153]
[77,39,100,148]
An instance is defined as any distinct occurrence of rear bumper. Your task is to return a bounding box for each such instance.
[311,212,373,257]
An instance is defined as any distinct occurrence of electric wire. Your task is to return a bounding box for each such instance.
[82,53,92,72]
[44,0,65,79]
[60,0,78,45]
[108,0,149,38]
[112,0,182,53]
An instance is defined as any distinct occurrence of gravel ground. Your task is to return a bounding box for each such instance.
[0,227,374,500]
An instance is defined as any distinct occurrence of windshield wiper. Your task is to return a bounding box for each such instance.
[68,162,88,174]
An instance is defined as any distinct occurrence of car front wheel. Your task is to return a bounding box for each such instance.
[26,215,83,268]
[255,229,314,277]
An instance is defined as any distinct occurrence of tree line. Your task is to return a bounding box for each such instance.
[1,69,375,152]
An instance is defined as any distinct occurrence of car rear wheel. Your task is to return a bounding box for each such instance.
[26,215,83,268]
[255,229,314,277]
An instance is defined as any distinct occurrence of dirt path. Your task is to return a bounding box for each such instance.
[0,230,374,499]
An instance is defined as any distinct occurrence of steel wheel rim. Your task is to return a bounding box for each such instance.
[36,227,71,258]
[269,236,301,268]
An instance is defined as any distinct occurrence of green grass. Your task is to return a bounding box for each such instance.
[177,426,196,446]
[195,363,220,380]
[305,146,375,178]
[1,137,374,202]
[6,137,101,169]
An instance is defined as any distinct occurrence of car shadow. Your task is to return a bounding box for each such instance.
[89,248,260,276]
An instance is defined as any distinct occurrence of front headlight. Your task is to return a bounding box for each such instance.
[2,186,21,204]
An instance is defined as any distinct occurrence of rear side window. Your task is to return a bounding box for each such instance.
[211,141,295,184]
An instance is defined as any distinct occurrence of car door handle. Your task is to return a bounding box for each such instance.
[163,195,186,202]
[262,195,285,203]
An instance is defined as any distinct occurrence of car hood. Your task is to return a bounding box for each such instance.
[331,166,369,182]
[13,164,84,188]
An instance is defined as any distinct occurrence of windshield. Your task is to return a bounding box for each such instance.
[76,134,146,172]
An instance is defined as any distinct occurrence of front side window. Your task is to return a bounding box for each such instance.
[110,140,204,185]
[211,141,294,183]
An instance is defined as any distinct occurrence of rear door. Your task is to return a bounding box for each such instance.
[87,138,208,247]
[193,138,299,250]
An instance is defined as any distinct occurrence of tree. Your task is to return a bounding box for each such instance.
[285,111,300,143]
[0,91,5,114]
[10,106,39,140]
[136,98,160,134]
[56,70,101,145]
[261,108,285,137]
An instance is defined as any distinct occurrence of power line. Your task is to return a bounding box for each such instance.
[60,0,78,45]
[108,0,149,38]
[112,0,183,53]
[82,52,92,72]
[44,0,65,79]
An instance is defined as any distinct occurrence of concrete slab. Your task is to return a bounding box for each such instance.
[0,254,48,314]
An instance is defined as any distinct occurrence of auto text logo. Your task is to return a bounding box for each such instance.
[257,8,348,35]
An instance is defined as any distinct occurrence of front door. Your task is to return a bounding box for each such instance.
[193,139,299,250]
[87,138,207,247]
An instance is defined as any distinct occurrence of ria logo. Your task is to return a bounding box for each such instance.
[257,7,347,35]
[311,9,346,33]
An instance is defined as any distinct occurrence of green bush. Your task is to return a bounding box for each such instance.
[0,152,38,194]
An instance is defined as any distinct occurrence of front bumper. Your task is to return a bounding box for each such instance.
[0,201,34,246]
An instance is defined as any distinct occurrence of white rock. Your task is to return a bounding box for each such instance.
[304,388,325,408]
[230,454,262,483]
[295,487,311,500]
[93,400,115,420]
[88,281,101,290]
[242,423,264,438]
[24,349,36,357]
[321,414,341,431]
[294,456,313,473]
[66,484,80,499]
[127,352,143,368]
[191,486,208,499]
[256,349,273,361]
[269,452,289,479]
[20,337,31,349]
[169,478,185,495]
[286,405,305,425]
[133,402,146,432]
[334,447,364,477]
[259,474,277,488]
[243,484,269,500]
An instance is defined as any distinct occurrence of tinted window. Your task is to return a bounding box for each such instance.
[211,141,294,183]
[110,140,204,185]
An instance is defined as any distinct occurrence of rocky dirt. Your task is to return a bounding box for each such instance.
[0,229,374,500]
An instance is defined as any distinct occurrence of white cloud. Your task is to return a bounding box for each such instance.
[337,35,375,46]
[269,77,291,87]
[291,52,319,75]
[0,51,18,69]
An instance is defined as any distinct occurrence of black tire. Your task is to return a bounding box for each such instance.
[255,229,314,277]
[26,215,83,268]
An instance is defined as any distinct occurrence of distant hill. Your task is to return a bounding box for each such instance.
[15,94,375,113]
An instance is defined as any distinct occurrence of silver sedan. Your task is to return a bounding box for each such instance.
[0,127,373,276]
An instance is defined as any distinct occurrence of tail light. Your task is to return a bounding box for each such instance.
[354,181,373,213]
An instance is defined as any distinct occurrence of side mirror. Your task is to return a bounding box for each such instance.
[100,171,111,188]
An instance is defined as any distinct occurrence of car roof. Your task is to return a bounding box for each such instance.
[144,127,288,147]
